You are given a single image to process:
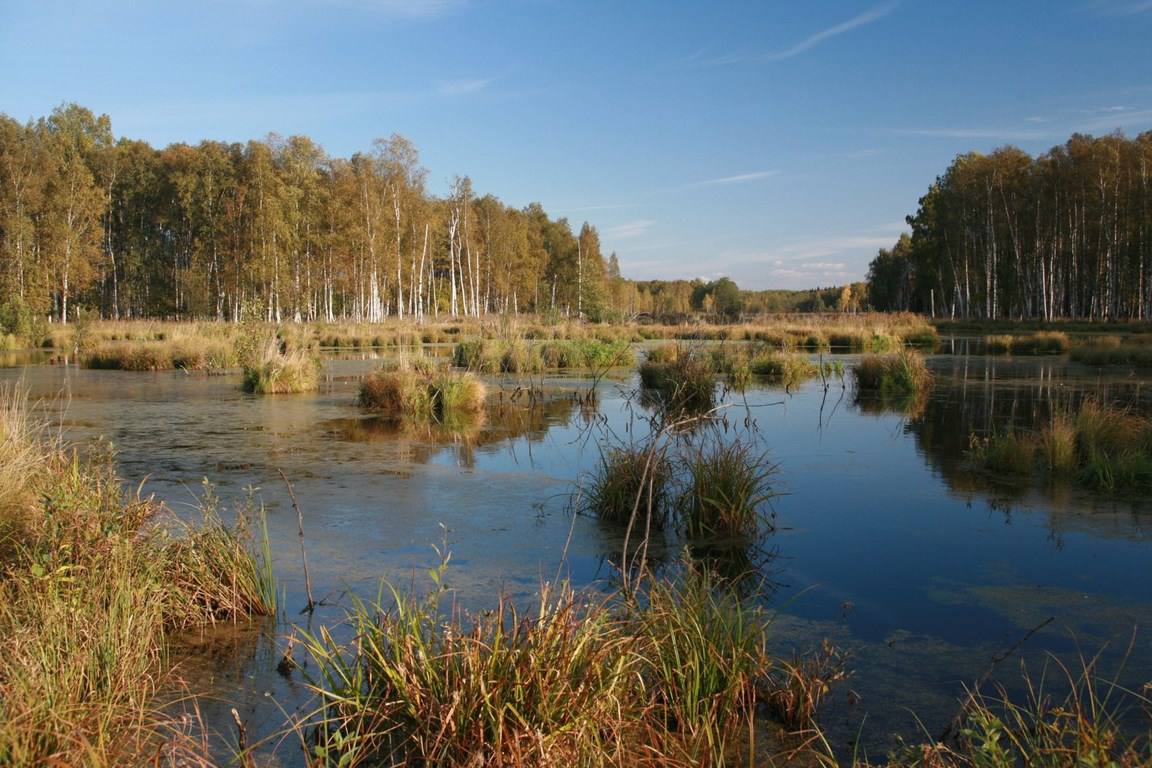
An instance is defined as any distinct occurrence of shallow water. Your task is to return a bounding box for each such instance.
[3,347,1150,760]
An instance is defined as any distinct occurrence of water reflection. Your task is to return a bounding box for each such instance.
[898,357,1152,529]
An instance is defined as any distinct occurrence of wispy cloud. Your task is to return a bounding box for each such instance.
[436,77,495,96]
[899,107,1152,144]
[709,1,899,65]
[897,127,1052,142]
[605,219,656,239]
[1075,108,1152,132]
[693,170,780,187]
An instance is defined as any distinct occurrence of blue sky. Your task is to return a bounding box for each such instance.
[3,0,1151,289]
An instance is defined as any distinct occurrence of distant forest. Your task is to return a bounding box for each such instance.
[869,131,1152,320]
[0,104,860,327]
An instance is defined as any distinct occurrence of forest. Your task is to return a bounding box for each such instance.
[0,105,877,328]
[869,131,1152,320]
[0,103,642,325]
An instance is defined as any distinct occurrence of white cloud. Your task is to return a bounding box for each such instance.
[693,170,780,187]
[437,77,495,96]
[709,1,899,65]
[605,219,656,239]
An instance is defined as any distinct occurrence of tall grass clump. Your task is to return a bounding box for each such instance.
[359,363,486,423]
[299,565,776,767]
[580,444,672,527]
[966,401,1152,493]
[635,569,771,763]
[853,350,931,397]
[0,387,274,765]
[749,352,819,389]
[640,353,716,413]
[1012,330,1071,355]
[300,583,644,767]
[967,432,1038,477]
[1071,340,1152,369]
[679,442,776,539]
[242,337,320,394]
[881,655,1152,768]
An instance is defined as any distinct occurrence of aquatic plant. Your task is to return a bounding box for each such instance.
[580,444,672,527]
[635,568,771,763]
[983,334,1015,354]
[966,401,1152,494]
[242,338,320,394]
[0,387,274,765]
[678,441,776,539]
[1011,331,1071,355]
[359,364,486,422]
[1071,342,1152,369]
[853,350,931,396]
[749,352,819,389]
[639,354,716,413]
[764,639,849,730]
[298,565,774,767]
[83,337,238,371]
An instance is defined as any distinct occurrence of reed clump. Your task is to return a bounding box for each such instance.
[241,337,320,394]
[1071,341,1152,369]
[454,337,631,373]
[967,401,1152,493]
[749,352,820,389]
[878,656,1152,768]
[639,352,716,413]
[0,387,274,765]
[299,566,775,767]
[580,445,672,527]
[983,331,1071,355]
[359,363,487,422]
[679,442,776,539]
[853,350,932,396]
[83,337,238,371]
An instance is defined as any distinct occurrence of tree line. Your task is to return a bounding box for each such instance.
[869,131,1152,320]
[0,104,622,324]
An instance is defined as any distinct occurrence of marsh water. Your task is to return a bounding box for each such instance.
[4,343,1151,761]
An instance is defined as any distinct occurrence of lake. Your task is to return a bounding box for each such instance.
[3,343,1149,762]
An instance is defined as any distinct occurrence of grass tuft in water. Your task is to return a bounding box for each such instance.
[241,337,320,394]
[853,350,931,396]
[359,362,486,422]
[679,441,776,539]
[581,444,672,528]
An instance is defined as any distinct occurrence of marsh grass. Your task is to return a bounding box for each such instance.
[749,352,820,389]
[983,332,1071,356]
[454,337,631,373]
[242,337,320,394]
[580,445,672,527]
[1072,341,1152,369]
[639,353,717,414]
[967,401,1152,493]
[764,640,849,731]
[879,653,1152,768]
[83,337,238,372]
[679,442,776,539]
[359,362,487,422]
[853,350,931,397]
[636,568,771,763]
[0,387,274,765]
[298,564,774,768]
